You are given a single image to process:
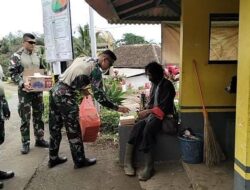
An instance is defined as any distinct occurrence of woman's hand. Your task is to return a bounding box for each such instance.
[138,109,151,119]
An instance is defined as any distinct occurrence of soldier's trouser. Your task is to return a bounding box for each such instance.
[49,91,85,163]
[18,88,44,143]
[0,120,5,145]
[128,116,162,153]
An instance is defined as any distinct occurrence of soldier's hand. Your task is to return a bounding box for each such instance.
[117,106,130,113]
[82,89,91,96]
[23,82,33,92]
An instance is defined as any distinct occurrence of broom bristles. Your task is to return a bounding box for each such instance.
[193,60,225,167]
[204,118,226,167]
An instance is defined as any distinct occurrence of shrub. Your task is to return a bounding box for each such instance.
[100,107,120,134]
[99,76,127,135]
[104,81,126,105]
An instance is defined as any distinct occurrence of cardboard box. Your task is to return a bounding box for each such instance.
[27,74,53,92]
[22,69,52,92]
[23,68,45,82]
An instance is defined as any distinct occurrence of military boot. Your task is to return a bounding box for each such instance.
[48,156,68,168]
[74,157,97,169]
[138,151,154,181]
[0,170,14,180]
[35,139,49,148]
[124,143,135,176]
[21,142,30,154]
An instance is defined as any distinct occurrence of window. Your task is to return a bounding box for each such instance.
[209,14,239,64]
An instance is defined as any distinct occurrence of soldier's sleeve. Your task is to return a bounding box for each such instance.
[9,53,24,87]
[90,68,118,110]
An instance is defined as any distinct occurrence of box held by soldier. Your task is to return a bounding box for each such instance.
[23,68,53,91]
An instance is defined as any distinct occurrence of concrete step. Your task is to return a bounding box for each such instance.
[182,161,234,190]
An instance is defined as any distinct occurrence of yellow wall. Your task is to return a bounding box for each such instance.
[180,0,239,111]
[234,0,250,178]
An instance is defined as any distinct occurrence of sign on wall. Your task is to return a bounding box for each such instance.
[41,0,73,62]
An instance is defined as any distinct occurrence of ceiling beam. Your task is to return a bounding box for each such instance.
[161,0,181,15]
[118,1,156,19]
[154,0,162,6]
[116,0,153,13]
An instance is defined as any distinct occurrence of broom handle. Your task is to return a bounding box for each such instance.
[193,60,208,118]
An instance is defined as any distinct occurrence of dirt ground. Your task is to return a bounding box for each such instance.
[0,83,142,190]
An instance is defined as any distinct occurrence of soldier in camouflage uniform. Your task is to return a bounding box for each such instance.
[0,71,14,189]
[9,33,49,155]
[48,50,130,168]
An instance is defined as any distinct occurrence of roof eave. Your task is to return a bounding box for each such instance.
[85,0,181,25]
[85,0,119,21]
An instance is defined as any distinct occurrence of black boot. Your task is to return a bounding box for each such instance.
[74,158,97,169]
[0,170,14,180]
[0,181,3,189]
[48,156,67,168]
[21,142,30,154]
[138,151,154,181]
[35,139,49,148]
[124,143,135,176]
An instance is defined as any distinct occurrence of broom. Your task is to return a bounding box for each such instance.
[193,60,225,166]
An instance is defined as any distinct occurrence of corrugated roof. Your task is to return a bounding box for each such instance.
[85,0,181,24]
[113,44,161,68]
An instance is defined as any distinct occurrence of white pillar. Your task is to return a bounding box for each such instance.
[89,6,97,58]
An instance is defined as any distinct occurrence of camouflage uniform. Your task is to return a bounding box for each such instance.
[49,57,118,163]
[9,48,45,143]
[0,81,10,145]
